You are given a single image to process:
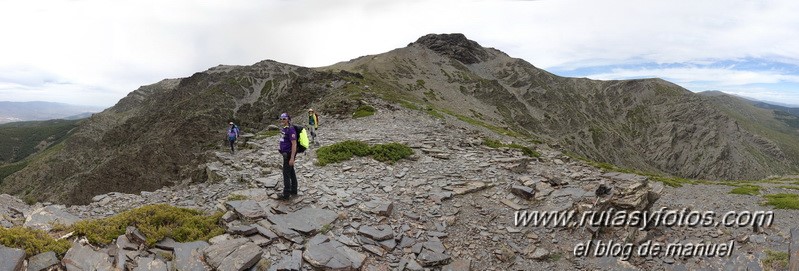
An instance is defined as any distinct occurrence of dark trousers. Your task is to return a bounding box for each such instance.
[228,137,236,152]
[281,152,297,195]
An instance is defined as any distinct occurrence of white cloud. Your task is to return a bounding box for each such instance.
[1,0,798,106]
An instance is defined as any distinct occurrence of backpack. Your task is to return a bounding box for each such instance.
[293,125,309,153]
[227,125,239,138]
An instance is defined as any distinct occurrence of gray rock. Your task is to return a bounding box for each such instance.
[226,200,268,220]
[174,241,211,271]
[359,225,394,241]
[303,235,366,271]
[445,181,492,195]
[405,257,424,271]
[530,247,550,260]
[132,257,168,271]
[399,236,417,248]
[154,238,178,251]
[229,188,271,201]
[116,235,138,251]
[441,259,471,271]
[422,238,446,254]
[26,251,60,271]
[363,244,385,256]
[510,185,535,200]
[266,207,338,235]
[790,227,799,271]
[417,248,451,267]
[217,242,262,271]
[116,250,138,270]
[248,234,271,247]
[255,225,279,240]
[275,250,303,271]
[126,226,147,245]
[270,223,304,244]
[222,211,238,223]
[203,238,249,268]
[0,245,24,271]
[24,205,80,231]
[0,194,29,226]
[228,224,258,236]
[379,238,397,251]
[206,164,225,183]
[374,201,393,216]
[62,243,114,271]
[256,176,280,189]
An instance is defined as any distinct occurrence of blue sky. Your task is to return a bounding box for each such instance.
[1,0,798,107]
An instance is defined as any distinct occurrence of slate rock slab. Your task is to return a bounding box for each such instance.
[266,207,337,234]
[303,235,366,271]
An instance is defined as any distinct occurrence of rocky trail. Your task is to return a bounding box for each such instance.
[2,102,798,271]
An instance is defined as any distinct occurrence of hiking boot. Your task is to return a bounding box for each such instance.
[277,193,291,200]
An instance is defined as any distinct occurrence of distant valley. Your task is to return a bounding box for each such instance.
[0,101,105,124]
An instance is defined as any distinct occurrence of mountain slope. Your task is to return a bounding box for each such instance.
[3,33,797,205]
[327,33,797,180]
[0,62,354,205]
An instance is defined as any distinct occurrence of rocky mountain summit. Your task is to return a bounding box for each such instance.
[4,33,799,206]
[2,104,798,270]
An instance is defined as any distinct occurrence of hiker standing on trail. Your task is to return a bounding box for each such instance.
[307,108,319,144]
[278,113,298,200]
[227,122,240,154]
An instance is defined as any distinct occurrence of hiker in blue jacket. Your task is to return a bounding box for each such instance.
[227,122,240,154]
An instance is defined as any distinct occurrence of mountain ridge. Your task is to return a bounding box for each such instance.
[2,33,798,205]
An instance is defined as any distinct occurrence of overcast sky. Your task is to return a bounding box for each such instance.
[2,0,798,107]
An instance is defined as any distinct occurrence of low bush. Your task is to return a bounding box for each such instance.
[763,193,799,210]
[729,185,761,196]
[762,250,788,270]
[316,140,413,166]
[370,143,414,163]
[0,227,71,257]
[352,105,376,118]
[316,140,371,166]
[69,204,224,246]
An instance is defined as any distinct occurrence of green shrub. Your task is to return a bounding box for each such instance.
[762,250,788,270]
[352,105,376,118]
[0,227,71,257]
[316,140,371,166]
[69,204,224,246]
[0,161,29,183]
[763,193,799,210]
[371,143,414,163]
[426,107,445,120]
[316,140,413,166]
[730,185,761,195]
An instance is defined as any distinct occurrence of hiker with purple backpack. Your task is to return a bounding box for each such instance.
[227,122,240,154]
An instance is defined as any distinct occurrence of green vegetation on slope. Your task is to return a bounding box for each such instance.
[763,193,799,210]
[316,140,413,166]
[729,185,761,195]
[0,119,79,164]
[67,204,224,246]
[0,227,71,257]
